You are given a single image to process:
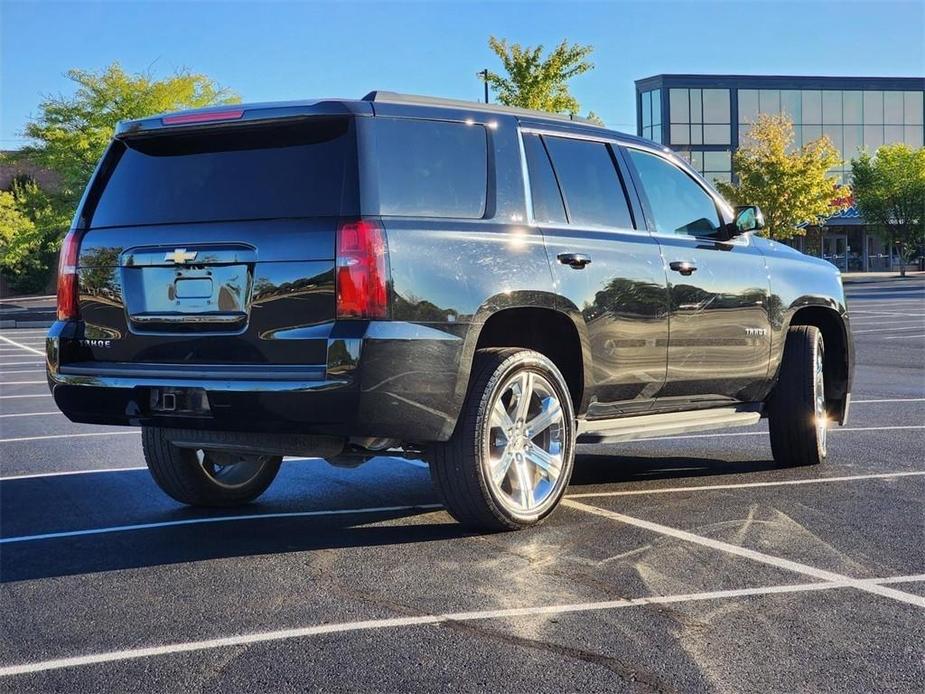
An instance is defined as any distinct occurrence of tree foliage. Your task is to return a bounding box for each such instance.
[850,144,925,276]
[483,37,598,122]
[0,180,60,292]
[716,113,850,240]
[1,62,238,291]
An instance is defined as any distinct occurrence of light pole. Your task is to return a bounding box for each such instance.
[481,69,489,104]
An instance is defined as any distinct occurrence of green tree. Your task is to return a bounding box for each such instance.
[716,113,850,241]
[483,37,598,122]
[2,62,238,290]
[850,144,925,277]
[0,180,62,292]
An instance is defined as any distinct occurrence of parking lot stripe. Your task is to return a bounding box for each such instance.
[0,393,51,399]
[0,380,47,385]
[0,369,45,374]
[852,398,925,403]
[884,334,925,340]
[0,362,44,367]
[0,465,147,480]
[0,411,61,419]
[562,499,925,608]
[0,431,140,444]
[0,503,443,544]
[853,325,925,334]
[1,574,922,677]
[0,335,44,355]
[566,471,925,498]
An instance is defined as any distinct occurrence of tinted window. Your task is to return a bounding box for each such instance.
[522,133,566,224]
[91,118,357,228]
[374,118,487,218]
[543,136,634,229]
[628,149,721,238]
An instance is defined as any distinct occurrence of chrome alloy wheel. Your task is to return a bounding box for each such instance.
[196,450,270,490]
[484,370,566,514]
[814,345,827,457]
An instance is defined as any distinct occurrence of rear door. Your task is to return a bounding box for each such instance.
[522,130,670,418]
[623,146,771,404]
[73,116,358,367]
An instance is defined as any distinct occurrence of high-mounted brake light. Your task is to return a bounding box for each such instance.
[336,219,390,320]
[56,229,81,321]
[162,109,245,126]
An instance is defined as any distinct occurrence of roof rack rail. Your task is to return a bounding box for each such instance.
[361,90,602,127]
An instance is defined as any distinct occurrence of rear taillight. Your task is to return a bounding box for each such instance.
[56,229,81,321]
[335,219,390,319]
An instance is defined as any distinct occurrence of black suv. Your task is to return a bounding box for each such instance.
[48,91,854,530]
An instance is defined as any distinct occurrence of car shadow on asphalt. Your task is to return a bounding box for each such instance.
[0,505,468,583]
[570,453,780,487]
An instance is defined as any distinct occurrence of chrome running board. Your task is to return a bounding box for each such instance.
[577,406,762,444]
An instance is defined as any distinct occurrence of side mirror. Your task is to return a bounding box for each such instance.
[731,205,765,236]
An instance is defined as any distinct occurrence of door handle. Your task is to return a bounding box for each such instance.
[669,260,697,276]
[558,253,592,269]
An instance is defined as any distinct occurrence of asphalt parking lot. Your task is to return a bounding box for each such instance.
[1,276,923,693]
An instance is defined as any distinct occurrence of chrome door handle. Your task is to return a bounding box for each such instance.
[558,253,592,269]
[669,261,697,276]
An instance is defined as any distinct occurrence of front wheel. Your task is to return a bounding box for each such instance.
[768,326,828,467]
[142,427,282,507]
[429,348,576,531]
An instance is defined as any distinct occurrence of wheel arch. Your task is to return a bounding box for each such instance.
[777,305,853,424]
[469,302,590,416]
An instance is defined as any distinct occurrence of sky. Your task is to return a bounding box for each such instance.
[1,0,923,148]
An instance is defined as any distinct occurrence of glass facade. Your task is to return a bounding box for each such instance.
[634,75,925,272]
[639,89,662,143]
[738,88,924,183]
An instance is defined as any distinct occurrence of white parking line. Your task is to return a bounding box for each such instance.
[0,431,139,444]
[853,325,925,334]
[852,398,925,403]
[0,465,146,480]
[0,393,51,400]
[562,499,925,608]
[0,411,62,419]
[567,471,925,498]
[0,335,44,355]
[0,369,45,374]
[0,503,443,545]
[0,574,921,677]
[0,362,44,367]
[0,380,46,385]
[884,334,925,340]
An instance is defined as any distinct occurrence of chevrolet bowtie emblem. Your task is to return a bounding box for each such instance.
[164,248,198,264]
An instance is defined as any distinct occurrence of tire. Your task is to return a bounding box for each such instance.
[768,326,828,467]
[142,427,282,507]
[429,348,576,531]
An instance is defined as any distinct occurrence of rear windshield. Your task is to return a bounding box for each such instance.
[89,117,358,228]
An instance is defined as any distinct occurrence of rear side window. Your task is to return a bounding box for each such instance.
[627,148,721,237]
[90,118,358,228]
[522,133,567,225]
[543,136,634,229]
[373,118,487,219]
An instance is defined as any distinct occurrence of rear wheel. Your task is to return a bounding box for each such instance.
[429,348,576,531]
[142,427,282,506]
[768,326,828,467]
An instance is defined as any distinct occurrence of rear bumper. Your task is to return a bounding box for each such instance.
[47,319,470,442]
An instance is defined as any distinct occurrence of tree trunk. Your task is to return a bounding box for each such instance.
[899,241,906,277]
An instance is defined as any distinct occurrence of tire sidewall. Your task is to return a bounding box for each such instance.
[472,351,576,526]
